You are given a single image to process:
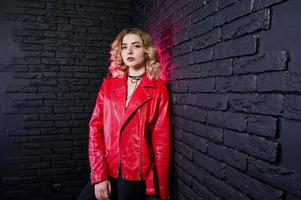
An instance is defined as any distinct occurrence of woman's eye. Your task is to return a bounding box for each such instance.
[121,46,127,49]
[135,45,141,48]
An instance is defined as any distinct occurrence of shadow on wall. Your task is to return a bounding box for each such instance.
[258,0,301,175]
[0,0,23,64]
[0,0,24,196]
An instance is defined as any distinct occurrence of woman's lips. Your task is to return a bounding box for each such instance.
[127,57,135,61]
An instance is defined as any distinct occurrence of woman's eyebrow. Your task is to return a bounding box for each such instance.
[121,41,141,45]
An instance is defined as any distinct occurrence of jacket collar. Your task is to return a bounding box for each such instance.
[110,68,156,131]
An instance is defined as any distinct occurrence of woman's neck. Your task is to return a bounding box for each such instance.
[128,66,146,76]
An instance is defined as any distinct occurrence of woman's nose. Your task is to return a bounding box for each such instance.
[127,46,133,54]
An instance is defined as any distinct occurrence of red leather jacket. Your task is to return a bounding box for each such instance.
[88,69,171,199]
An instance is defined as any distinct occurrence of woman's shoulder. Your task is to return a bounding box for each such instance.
[153,78,169,95]
[155,78,168,84]
[100,73,124,90]
[102,73,123,81]
[154,77,169,86]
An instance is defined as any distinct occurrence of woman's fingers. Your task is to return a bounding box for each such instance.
[95,189,101,199]
[94,180,111,200]
[101,189,110,199]
[103,183,111,199]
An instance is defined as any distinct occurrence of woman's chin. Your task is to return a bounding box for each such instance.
[127,64,145,70]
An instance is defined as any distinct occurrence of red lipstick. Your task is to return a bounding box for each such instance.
[127,57,135,61]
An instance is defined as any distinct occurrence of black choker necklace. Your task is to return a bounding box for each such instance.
[127,73,144,83]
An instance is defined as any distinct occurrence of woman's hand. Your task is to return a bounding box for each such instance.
[94,180,111,200]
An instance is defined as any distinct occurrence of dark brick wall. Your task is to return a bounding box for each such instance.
[2,0,301,199]
[0,0,132,199]
[132,0,301,199]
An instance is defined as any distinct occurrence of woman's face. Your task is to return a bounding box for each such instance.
[121,33,146,70]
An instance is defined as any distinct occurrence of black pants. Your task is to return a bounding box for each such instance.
[77,169,147,200]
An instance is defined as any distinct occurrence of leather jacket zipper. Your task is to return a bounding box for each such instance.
[112,96,121,124]
[138,109,143,180]
[112,91,122,178]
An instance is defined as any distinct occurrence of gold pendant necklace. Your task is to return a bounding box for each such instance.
[126,73,144,100]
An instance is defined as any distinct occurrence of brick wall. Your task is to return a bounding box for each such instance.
[0,0,132,199]
[132,0,301,199]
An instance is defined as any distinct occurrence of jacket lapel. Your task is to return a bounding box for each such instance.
[110,69,157,132]
[110,74,126,127]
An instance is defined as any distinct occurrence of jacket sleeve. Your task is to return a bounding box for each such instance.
[152,81,171,200]
[88,78,108,185]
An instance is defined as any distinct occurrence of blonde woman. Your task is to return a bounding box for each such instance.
[78,27,171,200]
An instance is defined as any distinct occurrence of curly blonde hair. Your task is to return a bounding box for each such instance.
[108,27,161,80]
